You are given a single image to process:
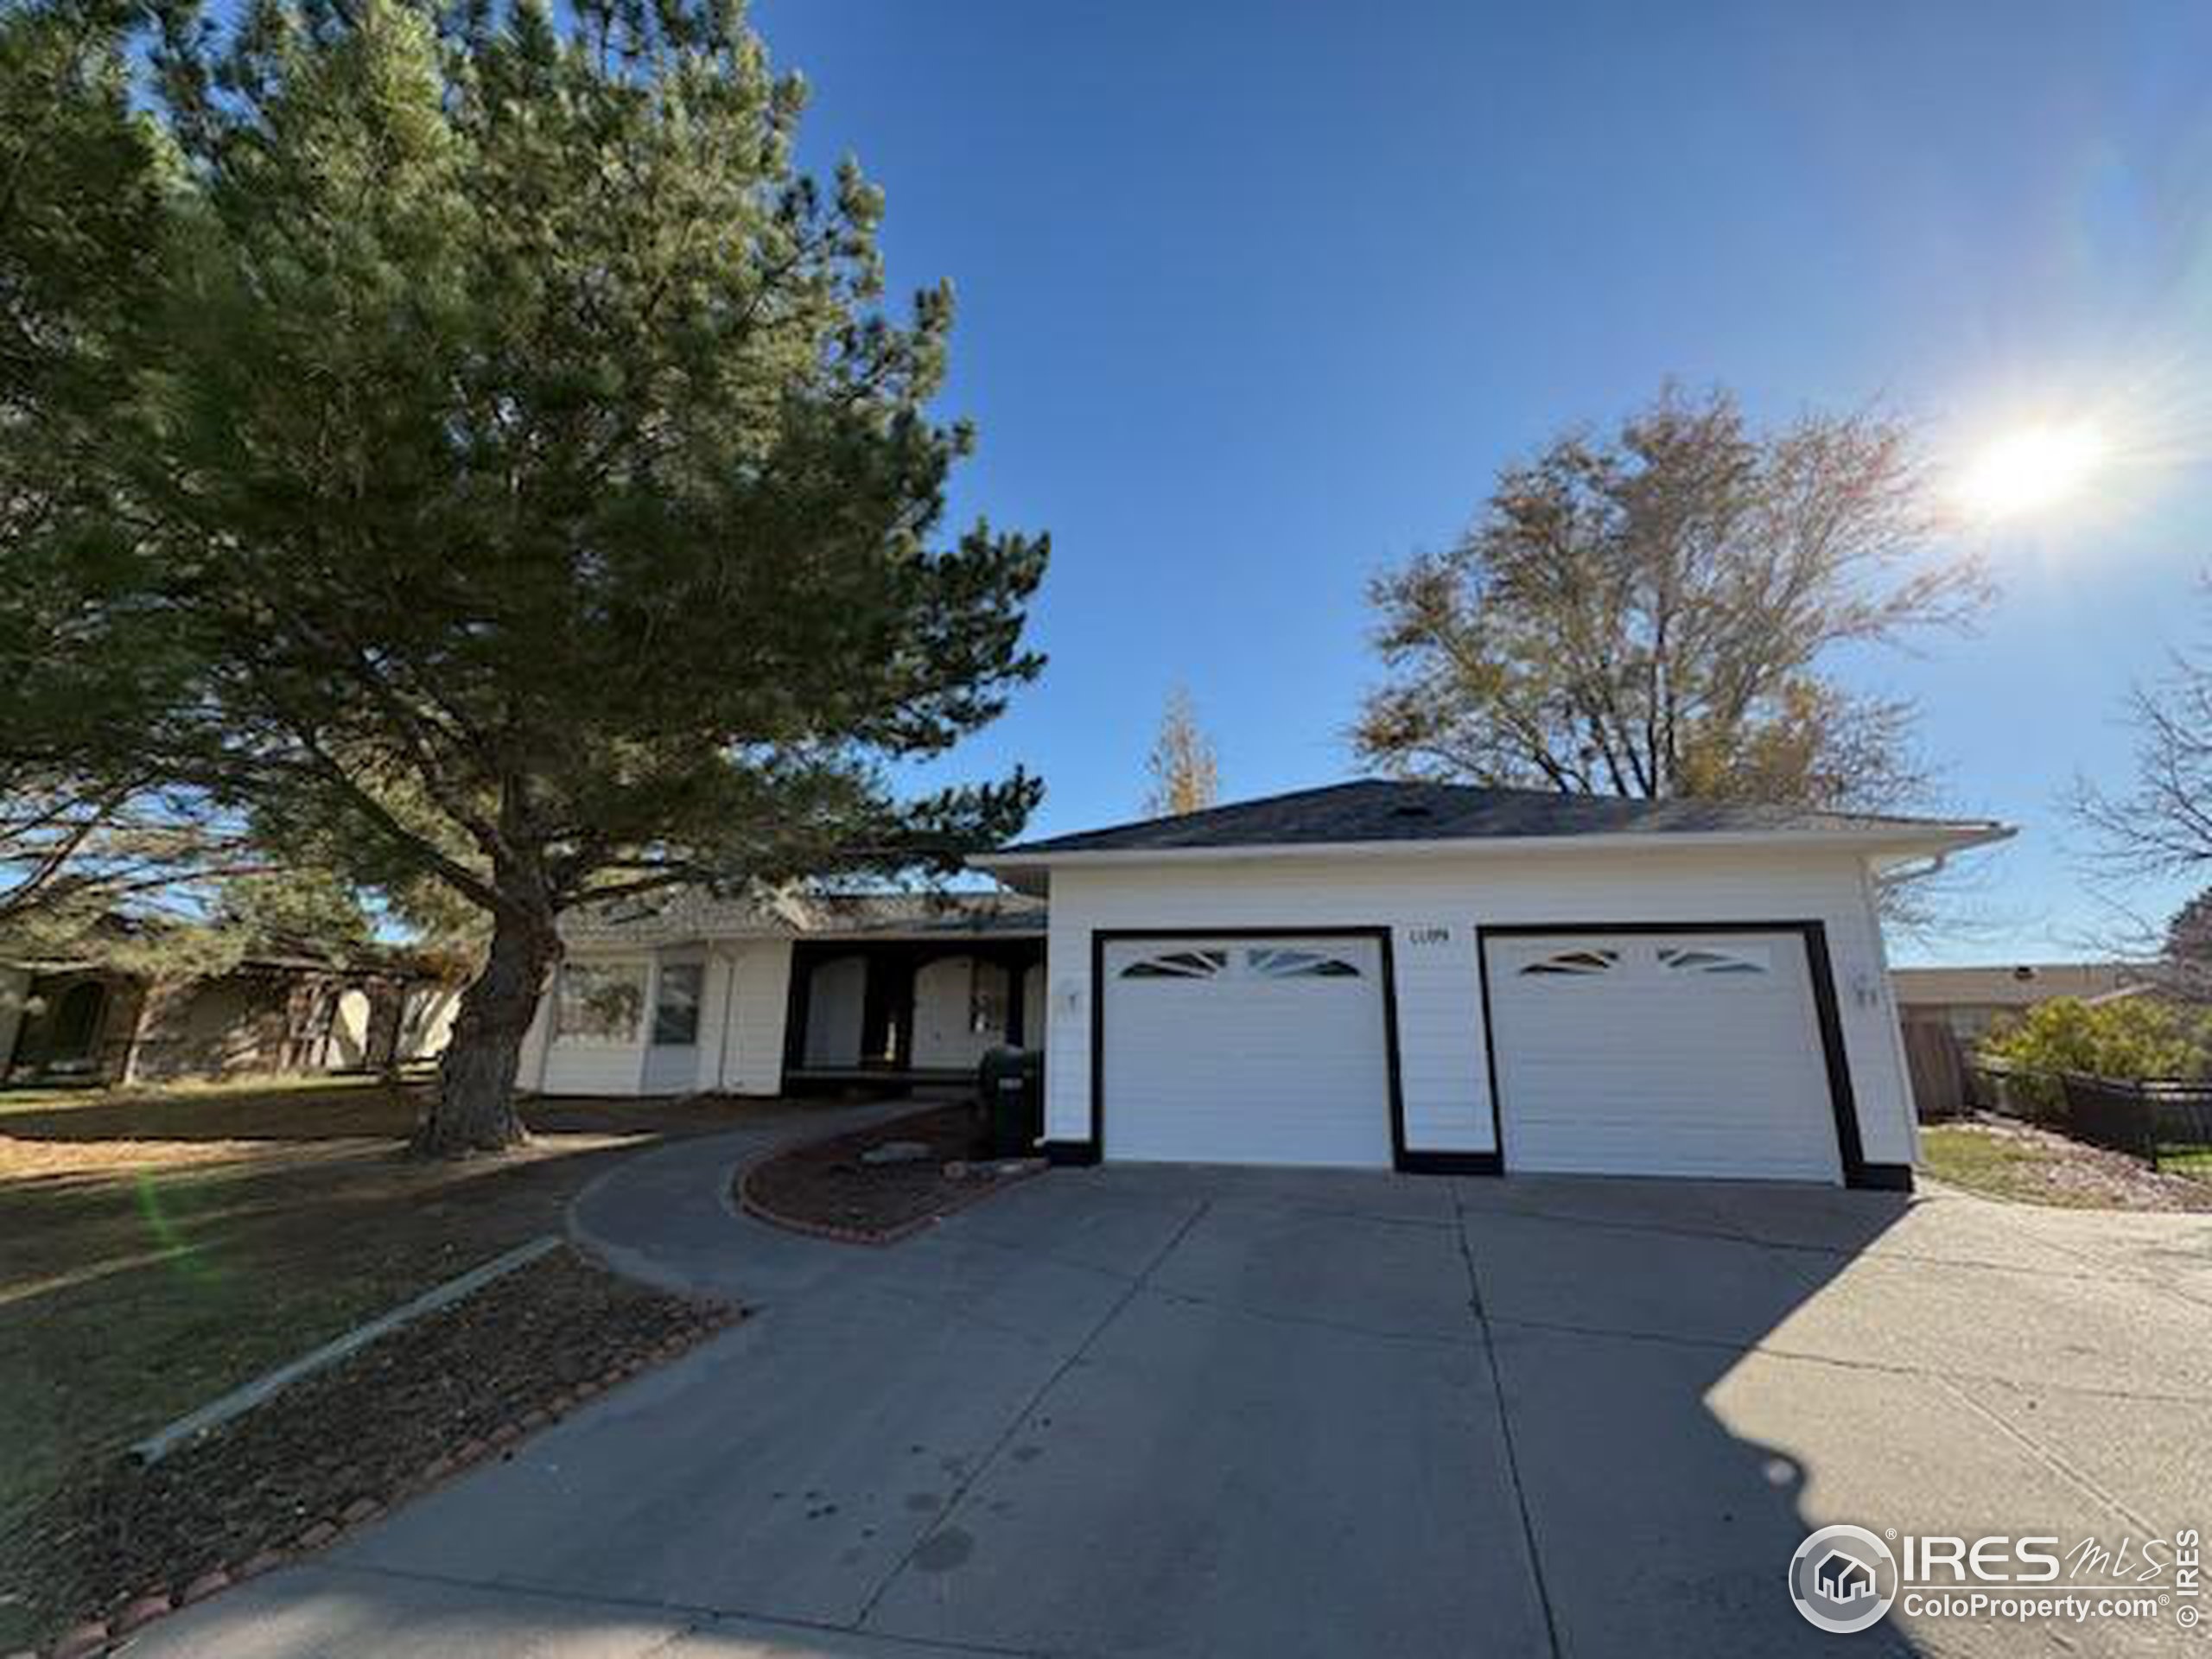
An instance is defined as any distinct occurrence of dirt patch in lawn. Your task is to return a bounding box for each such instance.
[740,1103,1041,1242]
[1922,1116,2212,1213]
[0,1247,728,1650]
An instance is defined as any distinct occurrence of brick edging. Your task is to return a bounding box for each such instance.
[30,1301,742,1658]
[736,1136,1047,1249]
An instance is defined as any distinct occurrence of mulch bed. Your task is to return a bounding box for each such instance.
[0,1249,732,1656]
[739,1103,1042,1243]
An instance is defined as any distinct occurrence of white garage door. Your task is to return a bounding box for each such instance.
[1485,931,1842,1182]
[1100,936,1392,1167]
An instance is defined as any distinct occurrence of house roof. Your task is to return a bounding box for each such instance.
[561,886,1046,947]
[1891,961,2148,1008]
[981,780,2008,865]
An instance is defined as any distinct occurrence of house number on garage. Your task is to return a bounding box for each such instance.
[1407,925,1452,945]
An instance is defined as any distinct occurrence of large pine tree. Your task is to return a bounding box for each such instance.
[3,0,1048,1151]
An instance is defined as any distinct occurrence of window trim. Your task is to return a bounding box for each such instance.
[650,959,707,1047]
[553,959,648,1046]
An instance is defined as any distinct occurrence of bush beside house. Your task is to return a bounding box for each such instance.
[1977,995,2209,1085]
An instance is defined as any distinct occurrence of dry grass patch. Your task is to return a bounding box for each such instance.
[0,1076,819,1649]
[1921,1116,2212,1213]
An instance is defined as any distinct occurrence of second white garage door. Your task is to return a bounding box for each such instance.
[1100,936,1393,1167]
[1484,931,1844,1182]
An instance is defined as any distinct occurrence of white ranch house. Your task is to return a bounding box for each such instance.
[524,781,2007,1190]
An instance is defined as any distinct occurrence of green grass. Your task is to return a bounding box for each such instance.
[1921,1121,2212,1211]
[1919,1124,2106,1207]
[2157,1141,2212,1179]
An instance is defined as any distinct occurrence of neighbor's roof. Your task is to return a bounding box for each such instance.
[1891,961,2149,1008]
[979,780,2009,865]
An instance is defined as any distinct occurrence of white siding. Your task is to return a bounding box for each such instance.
[713,939,792,1096]
[524,941,795,1098]
[1040,845,1916,1170]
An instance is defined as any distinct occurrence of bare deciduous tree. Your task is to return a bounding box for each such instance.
[2074,614,2212,1000]
[2074,634,2212,882]
[1145,686,1220,817]
[1356,385,1987,812]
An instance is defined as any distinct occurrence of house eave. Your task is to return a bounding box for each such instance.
[972,822,2014,893]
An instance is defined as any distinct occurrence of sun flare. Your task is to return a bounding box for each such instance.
[1956,421,2108,521]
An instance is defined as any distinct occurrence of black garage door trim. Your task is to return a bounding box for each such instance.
[1475,920,1908,1192]
[1048,927,1411,1171]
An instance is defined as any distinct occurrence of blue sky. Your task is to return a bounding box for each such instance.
[752,0,2212,964]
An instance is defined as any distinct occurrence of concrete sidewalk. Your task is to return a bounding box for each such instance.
[127,1138,2212,1658]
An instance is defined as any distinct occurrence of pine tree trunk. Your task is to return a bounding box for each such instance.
[414,908,557,1157]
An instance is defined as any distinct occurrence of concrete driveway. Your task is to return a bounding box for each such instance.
[130,1133,2212,1659]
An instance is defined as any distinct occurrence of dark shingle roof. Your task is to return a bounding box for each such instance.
[993,779,1999,858]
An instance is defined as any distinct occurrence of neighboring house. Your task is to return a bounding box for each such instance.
[0,950,457,1088]
[534,779,2005,1192]
[518,889,1044,1100]
[1891,961,2148,1044]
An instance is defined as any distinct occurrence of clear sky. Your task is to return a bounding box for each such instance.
[751,0,2212,965]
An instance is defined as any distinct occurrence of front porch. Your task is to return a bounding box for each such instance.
[781,938,1046,1094]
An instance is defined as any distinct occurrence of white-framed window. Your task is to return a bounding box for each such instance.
[652,961,705,1046]
[555,961,646,1044]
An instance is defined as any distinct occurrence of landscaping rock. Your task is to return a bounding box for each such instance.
[858,1139,931,1166]
[49,1620,109,1659]
[741,1103,1039,1243]
[295,1520,339,1551]
[340,1497,381,1526]
[235,1548,286,1580]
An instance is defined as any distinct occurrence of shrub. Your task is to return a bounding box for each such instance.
[1978,996,2209,1085]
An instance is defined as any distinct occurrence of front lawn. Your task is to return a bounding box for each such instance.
[0,1077,805,1648]
[1919,1117,2212,1213]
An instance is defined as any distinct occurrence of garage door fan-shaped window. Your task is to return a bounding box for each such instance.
[1656,946,1770,976]
[1120,950,1229,980]
[1247,948,1362,979]
[1518,948,1619,977]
